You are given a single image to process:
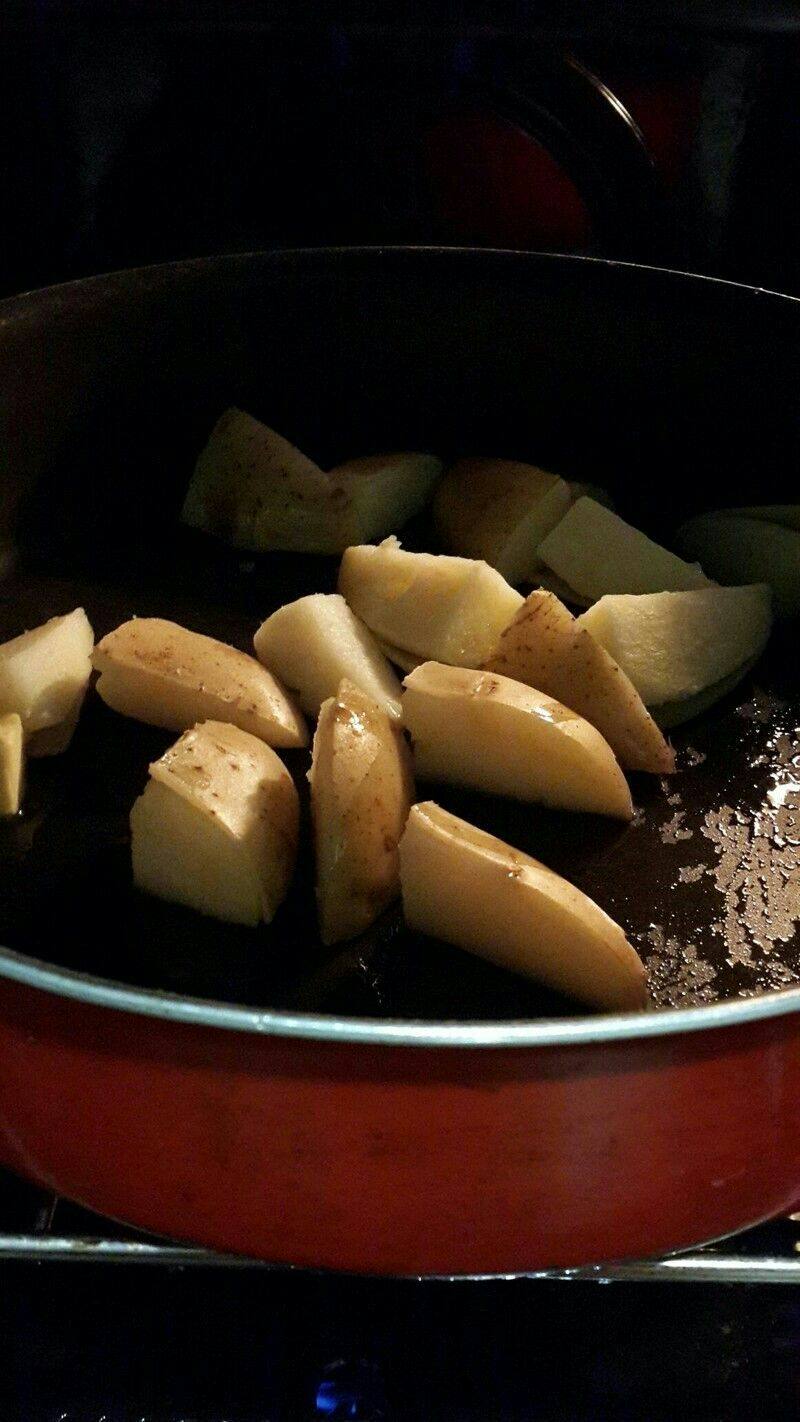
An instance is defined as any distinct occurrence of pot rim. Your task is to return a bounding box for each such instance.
[2,244,799,1049]
[1,942,798,1047]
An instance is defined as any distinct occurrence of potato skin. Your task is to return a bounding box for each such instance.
[93,617,307,747]
[485,590,675,775]
[309,679,414,945]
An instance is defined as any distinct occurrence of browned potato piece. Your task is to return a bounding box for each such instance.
[484,591,674,774]
[93,618,307,747]
[309,678,414,945]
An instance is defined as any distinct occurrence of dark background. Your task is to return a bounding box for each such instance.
[4,3,800,1418]
[3,4,800,300]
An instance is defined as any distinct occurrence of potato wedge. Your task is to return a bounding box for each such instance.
[539,497,711,600]
[653,654,760,729]
[181,408,337,551]
[399,802,648,1012]
[330,452,442,543]
[309,678,414,945]
[0,713,24,815]
[433,458,571,583]
[577,584,772,706]
[131,720,299,924]
[705,505,800,532]
[403,662,632,819]
[254,593,402,720]
[373,637,423,674]
[339,537,523,666]
[26,699,85,757]
[93,617,307,747]
[677,513,800,618]
[484,590,674,774]
[568,481,614,509]
[0,608,93,740]
[182,409,441,552]
[533,570,592,607]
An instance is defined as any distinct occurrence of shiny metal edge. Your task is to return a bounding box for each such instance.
[1,244,799,319]
[0,1234,798,1283]
[1,942,800,1047]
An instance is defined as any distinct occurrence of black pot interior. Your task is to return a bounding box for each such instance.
[0,248,798,1020]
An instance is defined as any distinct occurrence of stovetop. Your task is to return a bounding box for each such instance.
[3,1168,800,1420]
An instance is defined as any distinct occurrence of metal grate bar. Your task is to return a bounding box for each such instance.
[0,1232,799,1283]
[2,1172,798,1282]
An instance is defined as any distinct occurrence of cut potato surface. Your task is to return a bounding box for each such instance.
[0,713,23,815]
[433,458,571,583]
[339,537,523,666]
[539,497,712,600]
[0,608,94,739]
[181,407,335,551]
[131,720,299,925]
[578,584,772,706]
[677,514,800,618]
[254,593,402,720]
[27,698,85,757]
[534,570,592,607]
[485,591,674,774]
[399,802,648,1012]
[182,409,441,552]
[568,481,614,509]
[94,617,307,747]
[330,452,442,545]
[309,678,414,945]
[373,637,423,674]
[403,662,632,819]
[653,654,760,730]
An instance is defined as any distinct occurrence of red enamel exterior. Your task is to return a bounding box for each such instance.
[1,974,798,1274]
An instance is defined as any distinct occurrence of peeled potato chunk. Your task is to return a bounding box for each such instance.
[131,720,299,925]
[433,458,571,583]
[0,713,24,815]
[93,617,307,747]
[0,607,93,742]
[403,662,632,820]
[677,513,800,618]
[577,584,772,706]
[539,497,711,600]
[399,802,648,1012]
[339,537,523,667]
[484,591,674,775]
[309,678,414,945]
[254,593,402,720]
